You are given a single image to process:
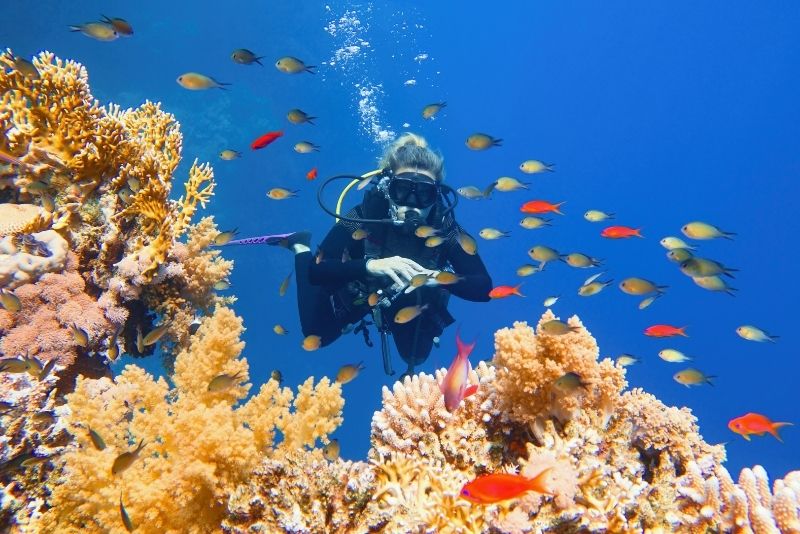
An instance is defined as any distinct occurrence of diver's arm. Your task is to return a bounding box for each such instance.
[442,237,493,302]
[307,224,369,285]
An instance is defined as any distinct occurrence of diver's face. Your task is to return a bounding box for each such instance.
[392,167,437,221]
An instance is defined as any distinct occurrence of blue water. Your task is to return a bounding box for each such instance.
[5,1,799,481]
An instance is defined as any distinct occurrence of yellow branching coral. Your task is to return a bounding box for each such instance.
[35,307,345,533]
[0,203,51,235]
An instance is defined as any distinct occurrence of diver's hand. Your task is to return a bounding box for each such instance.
[366,256,427,287]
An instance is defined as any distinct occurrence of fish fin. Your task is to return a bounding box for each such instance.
[513,283,525,297]
[455,329,476,359]
[722,231,736,240]
[464,384,479,398]
[771,422,793,442]
[254,57,264,66]
[635,229,644,238]
[679,327,689,337]
[492,138,503,146]
[68,25,83,32]
[526,467,555,495]
[306,116,317,125]
[305,65,317,74]
[742,433,751,441]
[705,376,716,386]
[768,334,779,342]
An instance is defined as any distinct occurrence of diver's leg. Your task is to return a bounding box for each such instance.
[294,250,342,346]
[390,319,435,379]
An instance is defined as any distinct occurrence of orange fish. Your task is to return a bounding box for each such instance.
[601,226,643,239]
[306,167,318,180]
[440,331,479,412]
[460,470,553,504]
[251,130,284,150]
[728,413,793,442]
[489,284,524,299]
[520,200,565,215]
[644,324,688,337]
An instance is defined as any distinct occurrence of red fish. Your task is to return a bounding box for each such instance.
[601,226,643,239]
[306,167,318,180]
[250,130,284,150]
[440,330,479,412]
[460,470,553,504]
[644,324,688,337]
[520,200,565,215]
[728,413,793,442]
[489,284,524,299]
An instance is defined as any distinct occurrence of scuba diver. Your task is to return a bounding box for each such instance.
[227,133,492,378]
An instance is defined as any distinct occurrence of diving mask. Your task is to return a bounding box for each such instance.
[387,172,439,209]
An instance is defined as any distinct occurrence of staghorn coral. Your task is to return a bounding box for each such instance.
[31,306,345,534]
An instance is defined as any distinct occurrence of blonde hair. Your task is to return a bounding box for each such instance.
[378,132,445,181]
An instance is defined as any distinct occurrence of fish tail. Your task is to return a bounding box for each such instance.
[68,25,82,32]
[455,328,476,359]
[543,218,553,226]
[771,422,793,442]
[493,138,503,147]
[679,327,689,337]
[255,57,265,66]
[705,375,716,386]
[525,467,554,495]
[307,116,317,125]
[305,65,317,74]
[554,201,566,215]
[722,231,737,240]
[635,228,644,238]
[545,163,555,172]
[513,283,525,297]
[768,334,779,342]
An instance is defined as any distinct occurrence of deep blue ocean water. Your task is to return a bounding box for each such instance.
[4,1,799,481]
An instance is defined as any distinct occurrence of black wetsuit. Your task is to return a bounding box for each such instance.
[294,189,492,367]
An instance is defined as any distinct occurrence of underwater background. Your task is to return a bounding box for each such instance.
[3,0,798,486]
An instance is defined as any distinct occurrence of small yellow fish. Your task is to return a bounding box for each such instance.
[435,271,463,285]
[619,278,667,296]
[70,324,89,347]
[38,358,57,381]
[456,186,486,200]
[681,221,735,240]
[516,264,540,277]
[69,21,118,41]
[679,258,736,279]
[466,133,502,150]
[667,248,693,263]
[40,193,55,212]
[408,273,430,288]
[231,48,263,65]
[336,361,365,384]
[553,372,590,393]
[638,295,660,309]
[0,290,21,312]
[117,187,133,205]
[88,428,106,450]
[540,319,580,336]
[692,275,737,296]
[583,210,614,222]
[23,356,42,377]
[564,253,602,268]
[519,160,554,174]
[120,495,135,532]
[302,335,322,351]
[394,304,429,324]
[352,228,369,240]
[293,141,320,153]
[673,368,715,387]
[273,324,289,335]
[219,150,241,160]
[616,354,640,367]
[659,349,692,363]
[519,216,551,230]
[208,371,244,392]
[270,370,283,384]
[213,228,239,246]
[492,177,530,192]
[176,72,230,90]
[528,245,561,264]
[111,439,146,475]
[368,292,381,306]
[736,325,778,343]
[543,296,559,307]
[100,15,134,36]
[479,228,510,240]
[11,56,40,79]
[267,187,299,200]
[107,338,120,362]
[142,323,169,346]
[415,225,439,238]
[660,236,696,250]
[279,271,293,297]
[422,102,447,120]
[0,358,29,374]
[213,280,231,291]
[322,439,340,461]
[127,177,141,192]
[275,56,316,74]
[287,108,317,124]
[136,325,144,354]
[457,232,477,255]
[26,180,49,193]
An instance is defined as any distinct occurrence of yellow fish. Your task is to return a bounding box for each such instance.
[294,141,320,153]
[492,177,530,192]
[275,56,316,74]
[213,228,239,246]
[322,439,340,461]
[302,335,322,351]
[456,186,486,200]
[736,325,778,343]
[11,55,40,79]
[394,304,429,324]
[679,258,736,279]
[107,337,120,362]
[287,108,317,124]
[422,102,446,119]
[351,228,369,241]
[69,21,118,41]
[0,290,21,312]
[111,439,146,475]
[88,428,106,450]
[659,236,696,250]
[457,232,477,255]
[673,368,715,387]
[423,236,444,248]
[583,210,614,222]
[564,253,602,268]
[176,72,230,90]
[213,280,231,291]
[231,48,263,65]
[681,221,735,240]
[543,296,559,307]
[142,323,169,346]
[127,177,141,192]
[516,264,540,277]
[208,371,244,392]
[120,495,135,532]
[465,133,502,150]
[270,370,283,384]
[336,361,365,384]
[618,278,667,296]
[415,225,439,238]
[540,319,580,336]
[38,358,57,381]
[616,354,640,367]
[0,358,30,373]
[101,15,134,36]
[40,193,55,212]
[479,228,510,240]
[553,372,590,393]
[279,271,293,297]
[528,245,561,265]
[219,150,241,160]
[667,248,693,263]
[659,349,692,363]
[638,295,660,309]
[273,324,289,335]
[408,273,430,288]
[136,324,145,354]
[692,275,737,296]
[267,188,299,200]
[70,324,89,347]
[519,216,551,230]
[519,160,554,174]
[435,271,463,285]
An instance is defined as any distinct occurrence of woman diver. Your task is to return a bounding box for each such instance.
[275,133,493,378]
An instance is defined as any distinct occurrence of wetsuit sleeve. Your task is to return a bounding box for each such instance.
[307,223,368,285]
[442,230,493,302]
